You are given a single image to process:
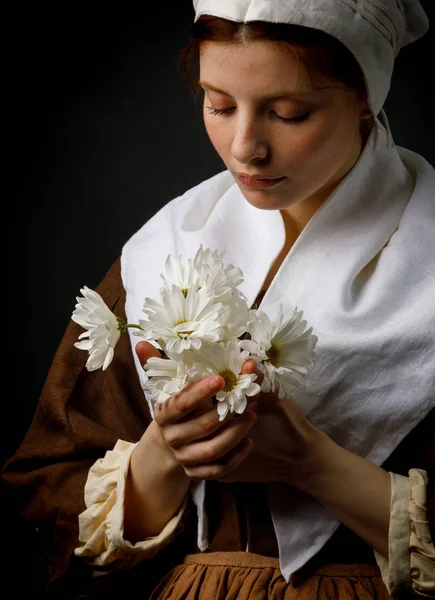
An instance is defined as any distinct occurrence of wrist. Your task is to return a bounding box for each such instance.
[142,420,187,479]
[291,428,391,556]
[124,422,190,542]
[128,420,190,507]
[286,424,337,493]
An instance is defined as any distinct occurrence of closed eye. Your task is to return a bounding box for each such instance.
[206,106,235,116]
[278,112,311,124]
[206,105,311,124]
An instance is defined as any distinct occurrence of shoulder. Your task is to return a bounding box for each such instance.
[397,145,435,222]
[397,145,434,177]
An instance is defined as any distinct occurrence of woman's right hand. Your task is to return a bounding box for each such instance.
[136,341,258,481]
[124,341,258,542]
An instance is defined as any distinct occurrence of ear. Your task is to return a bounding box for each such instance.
[360,109,373,121]
[359,102,374,142]
[359,100,373,121]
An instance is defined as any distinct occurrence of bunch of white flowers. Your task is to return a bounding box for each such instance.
[72,245,318,420]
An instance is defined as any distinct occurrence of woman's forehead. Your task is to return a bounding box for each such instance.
[199,40,327,98]
[199,40,317,93]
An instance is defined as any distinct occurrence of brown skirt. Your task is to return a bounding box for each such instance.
[149,552,394,600]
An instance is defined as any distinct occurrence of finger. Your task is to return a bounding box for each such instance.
[241,358,263,404]
[241,358,257,375]
[184,437,254,481]
[165,396,259,448]
[135,341,163,365]
[154,375,224,427]
[163,404,225,448]
[173,410,256,466]
[241,357,264,384]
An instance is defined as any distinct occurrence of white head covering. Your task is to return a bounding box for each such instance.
[193,0,429,115]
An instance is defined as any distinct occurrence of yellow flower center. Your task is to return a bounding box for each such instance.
[181,288,188,298]
[219,369,238,392]
[266,343,280,366]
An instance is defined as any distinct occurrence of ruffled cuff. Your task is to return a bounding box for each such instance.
[374,469,435,597]
[409,469,435,597]
[74,440,188,570]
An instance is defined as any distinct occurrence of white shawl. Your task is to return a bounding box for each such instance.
[121,116,435,581]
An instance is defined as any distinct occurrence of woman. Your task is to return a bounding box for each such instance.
[2,1,434,598]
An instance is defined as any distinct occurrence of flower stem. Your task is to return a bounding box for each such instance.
[116,317,144,335]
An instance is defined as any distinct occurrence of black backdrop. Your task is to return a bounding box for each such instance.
[3,1,434,595]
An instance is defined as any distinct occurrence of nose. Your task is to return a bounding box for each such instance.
[230,113,269,164]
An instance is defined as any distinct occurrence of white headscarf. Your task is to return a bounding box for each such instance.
[193,0,429,115]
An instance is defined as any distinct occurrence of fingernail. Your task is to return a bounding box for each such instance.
[210,377,222,390]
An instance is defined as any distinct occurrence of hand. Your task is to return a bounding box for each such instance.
[135,341,258,481]
[219,361,324,487]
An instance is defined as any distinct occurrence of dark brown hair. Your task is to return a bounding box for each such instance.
[179,16,373,134]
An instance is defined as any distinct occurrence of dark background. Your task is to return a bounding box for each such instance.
[3,1,434,596]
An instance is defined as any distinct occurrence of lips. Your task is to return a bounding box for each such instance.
[236,173,286,189]
[237,172,282,180]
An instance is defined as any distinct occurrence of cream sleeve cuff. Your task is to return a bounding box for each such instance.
[74,440,188,570]
[374,469,435,597]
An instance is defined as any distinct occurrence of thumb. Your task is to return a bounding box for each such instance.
[135,341,164,367]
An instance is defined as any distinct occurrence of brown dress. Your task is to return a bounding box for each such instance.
[2,258,434,599]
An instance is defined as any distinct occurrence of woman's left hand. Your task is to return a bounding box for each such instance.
[221,360,391,559]
[219,359,327,488]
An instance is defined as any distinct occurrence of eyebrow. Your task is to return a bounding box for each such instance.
[199,80,314,100]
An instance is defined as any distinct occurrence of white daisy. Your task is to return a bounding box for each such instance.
[219,296,250,342]
[143,356,189,404]
[193,245,244,303]
[239,306,318,399]
[138,285,224,354]
[187,340,261,421]
[160,253,199,297]
[72,286,123,371]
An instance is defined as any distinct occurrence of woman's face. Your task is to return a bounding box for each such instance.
[199,40,368,213]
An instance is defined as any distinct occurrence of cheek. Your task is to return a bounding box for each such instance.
[278,126,331,171]
[203,116,230,156]
[282,120,349,170]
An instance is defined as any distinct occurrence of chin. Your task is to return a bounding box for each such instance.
[239,188,291,211]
